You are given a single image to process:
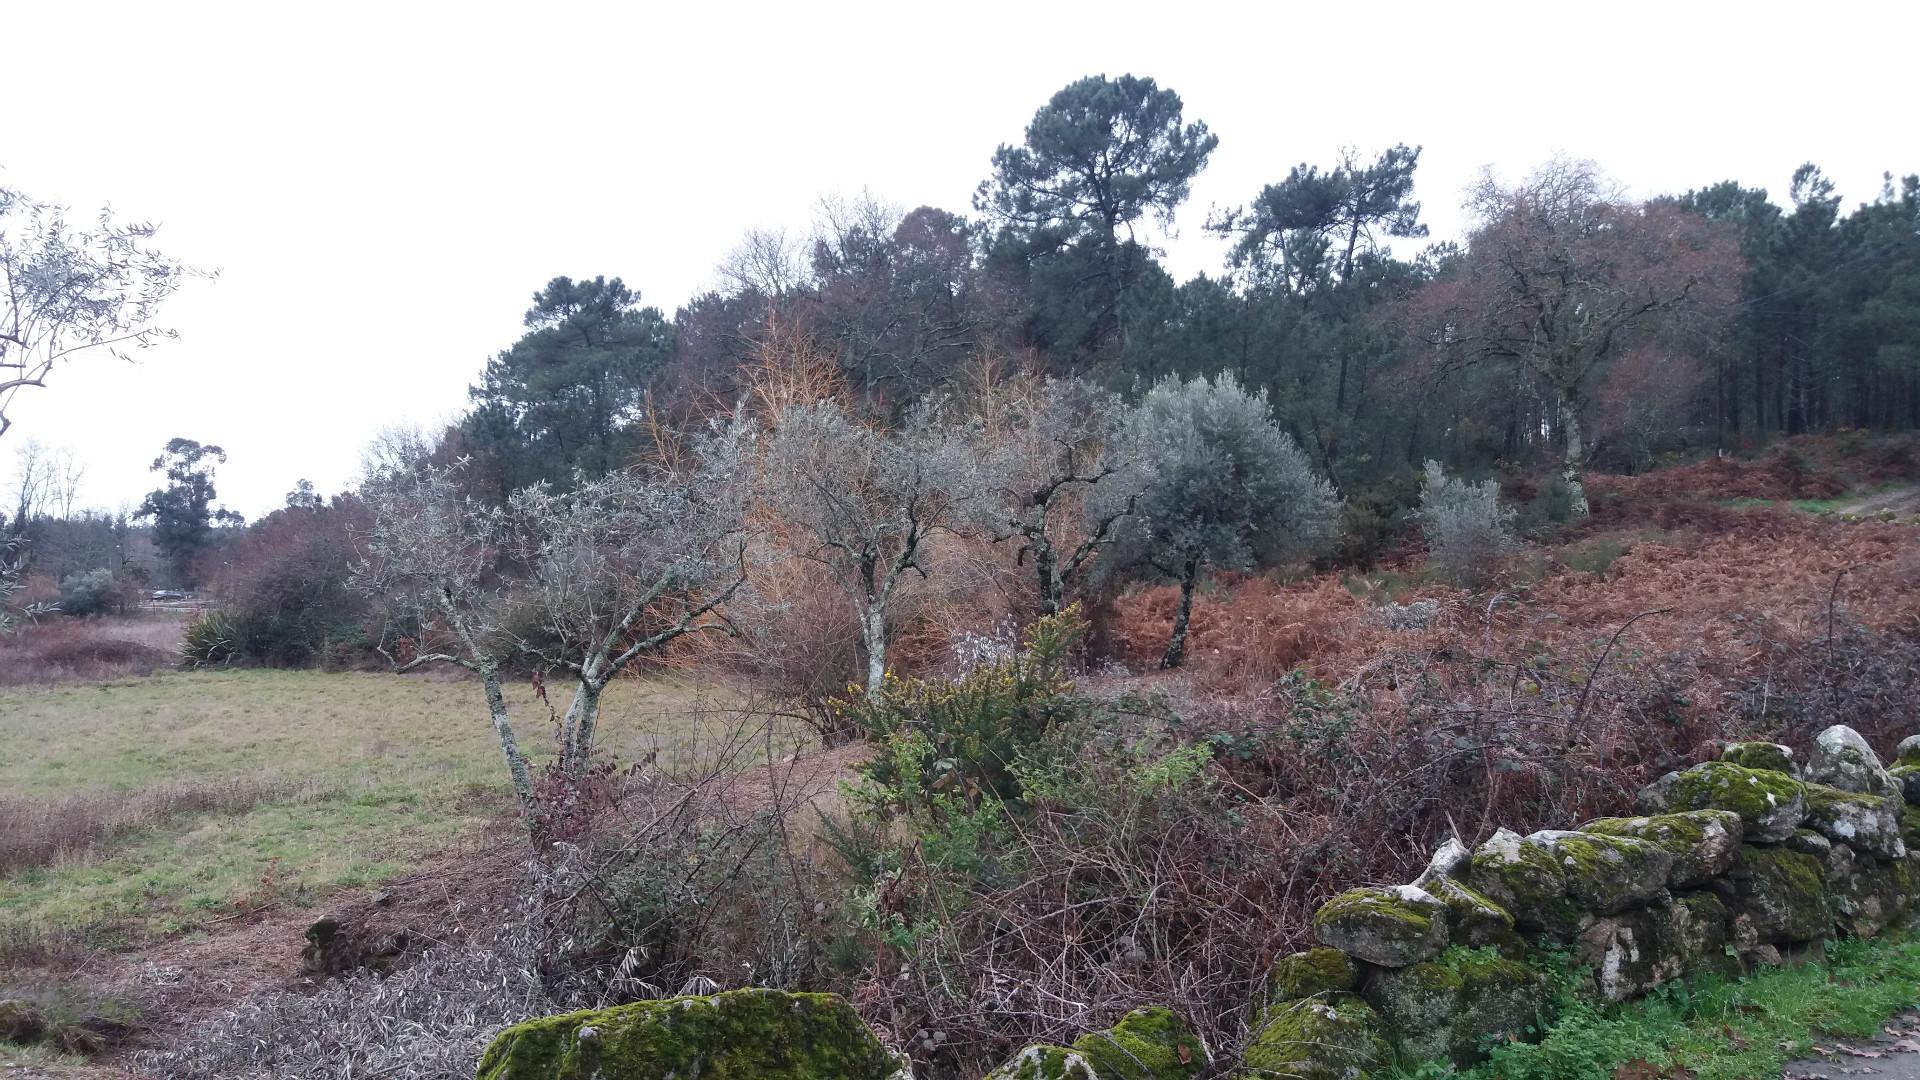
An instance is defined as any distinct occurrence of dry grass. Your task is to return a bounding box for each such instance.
[0,667,777,954]
[0,614,184,685]
[0,776,329,874]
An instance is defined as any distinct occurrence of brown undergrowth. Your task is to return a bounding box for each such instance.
[0,615,183,685]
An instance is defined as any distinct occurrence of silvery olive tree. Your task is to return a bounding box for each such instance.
[1,184,202,629]
[1,185,205,440]
[355,418,753,819]
[971,375,1146,616]
[757,398,977,697]
[1117,372,1339,668]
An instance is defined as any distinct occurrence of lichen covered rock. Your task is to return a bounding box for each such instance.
[1360,950,1548,1066]
[1805,725,1896,798]
[1834,854,1920,938]
[989,1007,1208,1080]
[1576,890,1733,1001]
[1636,762,1807,842]
[1723,742,1797,776]
[475,989,908,1080]
[1240,997,1387,1080]
[1725,844,1831,945]
[1312,885,1450,968]
[1581,810,1742,888]
[1888,765,1920,808]
[1412,837,1473,888]
[1802,782,1906,859]
[1524,831,1671,914]
[1424,877,1519,948]
[1896,735,1920,769]
[1268,948,1357,1002]
[1901,803,1920,852]
[1468,829,1580,935]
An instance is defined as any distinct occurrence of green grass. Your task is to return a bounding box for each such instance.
[0,668,771,947]
[1396,935,1920,1080]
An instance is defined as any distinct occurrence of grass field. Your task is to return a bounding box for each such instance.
[0,666,757,951]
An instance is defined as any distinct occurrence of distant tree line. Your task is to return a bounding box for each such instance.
[448,74,1918,513]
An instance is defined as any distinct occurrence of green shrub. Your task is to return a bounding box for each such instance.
[181,610,239,668]
[1419,462,1517,587]
[57,569,122,618]
[1518,478,1578,537]
[844,608,1087,806]
[1332,469,1424,567]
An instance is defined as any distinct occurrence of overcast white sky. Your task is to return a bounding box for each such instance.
[4,0,1912,519]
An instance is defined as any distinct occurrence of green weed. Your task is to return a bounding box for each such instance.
[1394,935,1920,1080]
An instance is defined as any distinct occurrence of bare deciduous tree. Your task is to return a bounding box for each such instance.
[1415,159,1739,513]
[757,398,977,697]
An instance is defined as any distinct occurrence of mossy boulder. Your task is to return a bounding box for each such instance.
[1723,742,1797,776]
[1896,734,1920,769]
[1725,845,1831,945]
[1888,765,1920,808]
[1900,804,1920,852]
[1424,877,1519,948]
[474,989,907,1080]
[1240,996,1387,1080]
[1805,725,1896,798]
[1360,950,1548,1066]
[1834,854,1920,938]
[1802,782,1906,859]
[988,1007,1208,1080]
[1581,810,1742,888]
[1268,948,1357,1002]
[1574,897,1729,1002]
[1312,886,1450,968]
[1468,829,1581,936]
[1524,831,1672,914]
[1636,762,1807,842]
[1412,837,1473,888]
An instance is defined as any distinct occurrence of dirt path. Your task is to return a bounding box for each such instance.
[1786,1012,1920,1079]
[1830,485,1920,516]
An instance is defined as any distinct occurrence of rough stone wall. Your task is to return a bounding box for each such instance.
[475,725,1920,1080]
[1246,724,1920,1079]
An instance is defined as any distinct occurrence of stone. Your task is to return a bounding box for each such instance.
[1412,837,1473,889]
[1804,725,1896,798]
[1574,893,1731,1003]
[1312,885,1450,968]
[1902,803,1920,852]
[1801,781,1906,859]
[1888,765,1920,808]
[1360,951,1549,1066]
[1424,877,1519,948]
[989,1006,1208,1080]
[1579,811,1741,889]
[1723,742,1797,776]
[1525,830,1673,914]
[1725,845,1831,945]
[1240,997,1388,1080]
[1896,734,1920,769]
[1268,948,1357,1002]
[1576,909,1664,1002]
[1834,853,1920,938]
[475,989,910,1080]
[1635,762,1807,842]
[1467,829,1582,936]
